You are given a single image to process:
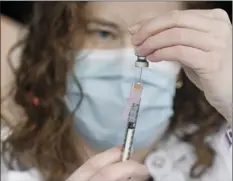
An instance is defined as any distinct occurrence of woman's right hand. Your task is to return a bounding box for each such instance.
[66,146,149,181]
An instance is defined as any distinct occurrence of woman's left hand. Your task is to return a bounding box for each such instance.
[129,9,232,123]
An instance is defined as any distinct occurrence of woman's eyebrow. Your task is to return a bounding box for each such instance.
[87,17,120,29]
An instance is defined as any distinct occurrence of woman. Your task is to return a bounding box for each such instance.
[1,2,232,181]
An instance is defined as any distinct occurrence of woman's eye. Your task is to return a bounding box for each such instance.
[86,24,121,48]
[97,31,113,39]
[87,29,116,40]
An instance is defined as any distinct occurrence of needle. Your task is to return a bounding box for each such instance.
[138,68,143,83]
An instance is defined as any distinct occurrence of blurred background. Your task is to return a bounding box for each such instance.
[1,1,232,25]
[1,1,34,24]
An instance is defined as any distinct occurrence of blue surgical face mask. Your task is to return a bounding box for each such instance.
[66,49,180,150]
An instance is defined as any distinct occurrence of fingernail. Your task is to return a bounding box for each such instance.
[128,23,140,34]
[134,47,144,57]
[116,145,123,150]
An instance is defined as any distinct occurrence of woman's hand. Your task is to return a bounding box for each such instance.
[129,9,232,123]
[66,146,149,181]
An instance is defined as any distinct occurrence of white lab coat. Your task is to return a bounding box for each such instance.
[145,125,232,181]
[1,125,232,181]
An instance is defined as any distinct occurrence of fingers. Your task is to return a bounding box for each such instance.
[135,28,221,56]
[66,146,149,181]
[89,160,149,181]
[146,46,211,71]
[130,10,230,46]
[128,9,231,73]
[128,9,214,34]
[129,9,230,34]
[66,146,122,181]
[182,9,230,21]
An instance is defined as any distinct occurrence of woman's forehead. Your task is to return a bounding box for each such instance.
[85,2,184,26]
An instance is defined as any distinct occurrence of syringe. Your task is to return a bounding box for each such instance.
[121,56,149,161]
[121,83,143,161]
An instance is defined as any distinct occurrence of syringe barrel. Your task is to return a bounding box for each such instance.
[127,103,140,124]
[122,122,136,161]
[122,102,140,161]
[121,83,143,161]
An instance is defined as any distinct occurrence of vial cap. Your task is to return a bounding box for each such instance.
[135,61,149,67]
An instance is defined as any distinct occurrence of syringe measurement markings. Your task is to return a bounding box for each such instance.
[127,103,140,123]
[122,83,143,162]
[122,103,140,161]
